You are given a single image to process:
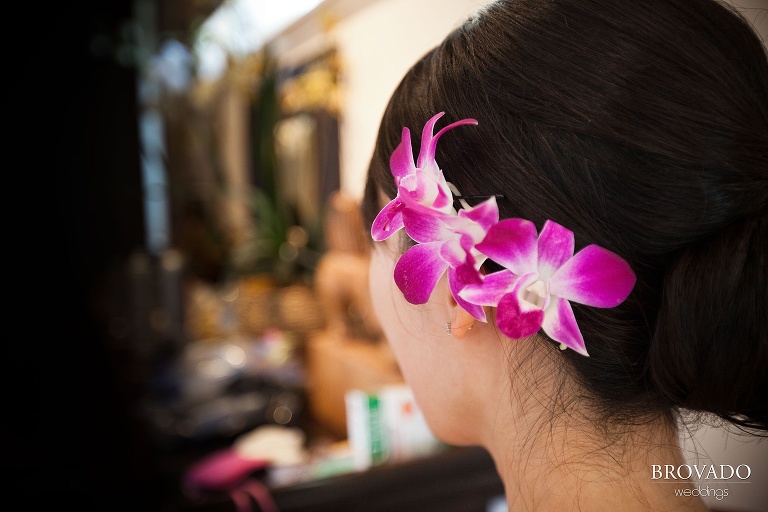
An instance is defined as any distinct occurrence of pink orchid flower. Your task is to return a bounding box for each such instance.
[371,112,498,321]
[459,219,636,355]
[371,112,477,240]
[393,197,498,321]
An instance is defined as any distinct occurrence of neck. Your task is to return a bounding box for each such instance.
[483,404,709,511]
[470,339,709,512]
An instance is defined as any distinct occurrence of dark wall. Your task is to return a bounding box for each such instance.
[22,1,153,509]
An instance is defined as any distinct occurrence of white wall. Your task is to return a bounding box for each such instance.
[272,0,493,200]
[332,0,493,199]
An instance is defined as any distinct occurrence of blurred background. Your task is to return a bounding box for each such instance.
[26,0,768,511]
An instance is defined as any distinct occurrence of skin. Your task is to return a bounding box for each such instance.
[369,229,710,511]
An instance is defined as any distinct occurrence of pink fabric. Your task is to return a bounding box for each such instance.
[184,448,268,492]
[232,479,280,512]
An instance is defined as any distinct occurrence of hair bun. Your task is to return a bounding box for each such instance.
[649,210,767,431]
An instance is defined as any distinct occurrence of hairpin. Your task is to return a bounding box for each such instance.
[371,112,636,356]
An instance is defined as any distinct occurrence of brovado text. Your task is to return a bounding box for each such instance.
[652,464,751,480]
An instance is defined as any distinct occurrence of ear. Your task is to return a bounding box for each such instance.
[445,268,489,339]
[450,305,479,339]
[445,284,482,339]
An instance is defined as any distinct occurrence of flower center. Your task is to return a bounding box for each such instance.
[523,279,548,309]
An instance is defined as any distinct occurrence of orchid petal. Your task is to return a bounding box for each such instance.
[459,270,520,306]
[416,112,445,175]
[418,121,451,212]
[496,289,545,339]
[439,238,485,279]
[371,197,405,241]
[402,208,453,244]
[541,298,589,356]
[537,220,574,281]
[390,127,416,181]
[549,245,636,307]
[461,249,485,280]
[398,173,439,208]
[418,113,477,173]
[439,238,466,268]
[393,242,448,304]
[459,196,499,232]
[415,112,477,211]
[420,117,479,171]
[448,266,487,322]
[459,231,479,253]
[397,174,423,196]
[432,179,453,212]
[476,218,538,275]
[439,211,481,233]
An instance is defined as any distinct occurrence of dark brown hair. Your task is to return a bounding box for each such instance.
[362,0,768,432]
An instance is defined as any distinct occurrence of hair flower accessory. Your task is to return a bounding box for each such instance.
[371,112,636,356]
[459,219,636,356]
[371,112,498,321]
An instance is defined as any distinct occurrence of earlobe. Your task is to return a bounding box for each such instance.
[446,267,487,338]
[450,306,479,339]
[444,276,485,338]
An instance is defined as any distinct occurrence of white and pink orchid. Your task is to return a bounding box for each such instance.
[371,112,497,321]
[391,197,498,321]
[371,112,636,355]
[460,219,636,356]
[371,112,478,239]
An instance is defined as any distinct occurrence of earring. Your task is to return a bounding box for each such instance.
[449,320,476,338]
[445,323,452,335]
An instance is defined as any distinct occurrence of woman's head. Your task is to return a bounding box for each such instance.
[363,0,768,437]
